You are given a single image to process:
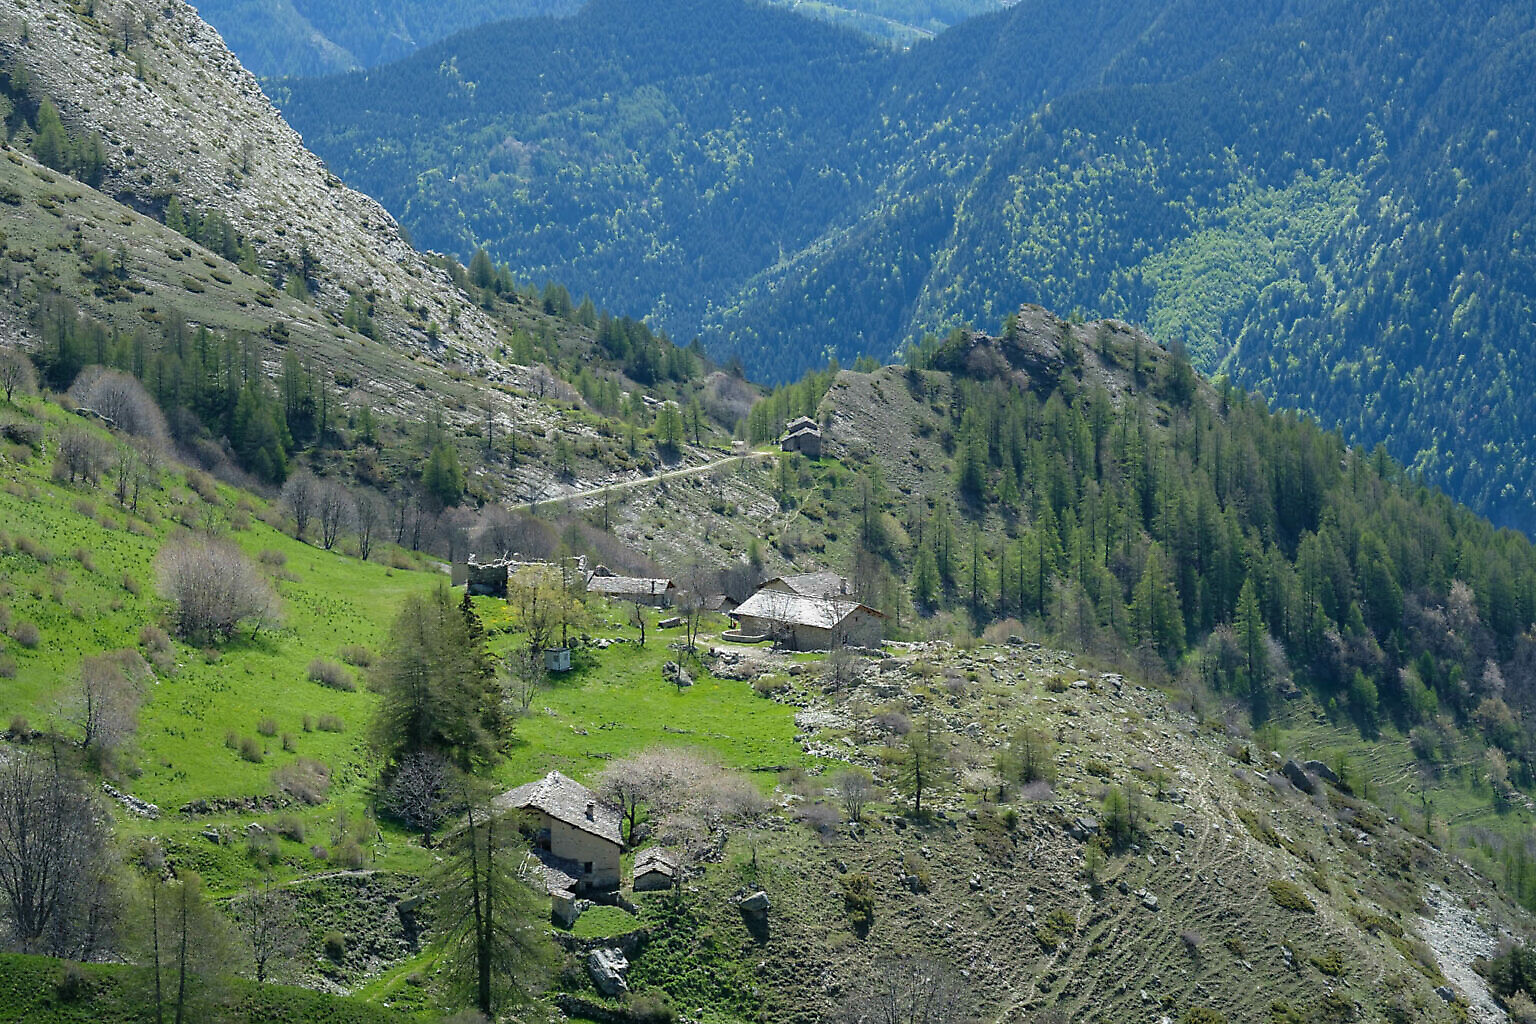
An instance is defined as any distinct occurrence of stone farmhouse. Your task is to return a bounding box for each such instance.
[494,771,622,896]
[586,565,676,607]
[781,415,822,458]
[729,588,884,651]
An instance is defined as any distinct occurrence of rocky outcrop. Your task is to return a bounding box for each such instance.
[2,0,495,364]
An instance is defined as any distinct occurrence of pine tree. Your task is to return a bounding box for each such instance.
[469,247,496,290]
[31,99,67,171]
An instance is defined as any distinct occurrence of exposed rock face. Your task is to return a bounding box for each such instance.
[2,0,494,363]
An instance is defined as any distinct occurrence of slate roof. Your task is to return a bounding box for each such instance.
[764,571,849,599]
[634,848,679,877]
[495,771,622,847]
[784,416,817,434]
[730,590,882,630]
[587,575,675,599]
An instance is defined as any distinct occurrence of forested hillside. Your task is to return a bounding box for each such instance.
[192,0,1011,78]
[279,0,1536,534]
[190,0,584,77]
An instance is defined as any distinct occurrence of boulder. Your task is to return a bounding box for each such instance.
[1303,760,1340,786]
[587,948,629,997]
[738,891,771,915]
[1281,759,1316,794]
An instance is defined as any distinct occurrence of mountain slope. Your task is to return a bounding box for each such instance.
[3,0,498,367]
[189,0,585,77]
[279,0,1536,534]
[188,0,1014,79]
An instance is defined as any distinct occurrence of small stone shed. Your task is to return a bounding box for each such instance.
[633,848,679,891]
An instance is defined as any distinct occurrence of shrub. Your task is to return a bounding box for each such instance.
[1267,879,1315,913]
[317,713,345,733]
[281,732,296,753]
[246,830,279,867]
[257,716,278,737]
[338,644,373,667]
[155,534,280,643]
[334,837,366,869]
[626,992,677,1024]
[1309,948,1346,976]
[322,930,346,961]
[1507,991,1536,1024]
[15,535,52,563]
[55,963,90,1002]
[121,573,140,596]
[840,872,875,936]
[238,736,264,763]
[272,757,331,805]
[7,715,29,738]
[11,621,41,648]
[224,731,239,750]
[307,658,355,691]
[301,714,314,733]
[310,844,329,861]
[1036,908,1076,952]
[72,547,96,572]
[901,852,931,892]
[0,656,16,680]
[273,814,305,842]
[1182,1010,1227,1024]
[258,549,287,568]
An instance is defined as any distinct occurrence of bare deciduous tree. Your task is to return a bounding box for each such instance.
[839,954,974,1024]
[67,367,168,443]
[381,751,457,846]
[281,470,320,540]
[55,425,111,486]
[675,558,715,653]
[0,750,116,959]
[832,767,875,824]
[317,480,350,551]
[352,488,384,561]
[0,348,37,403]
[234,878,304,983]
[503,644,547,714]
[595,747,714,849]
[71,649,150,766]
[155,534,281,642]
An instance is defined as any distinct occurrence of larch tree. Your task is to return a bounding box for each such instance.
[371,584,502,771]
[432,798,555,1017]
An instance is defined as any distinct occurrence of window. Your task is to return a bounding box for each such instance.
[584,862,593,874]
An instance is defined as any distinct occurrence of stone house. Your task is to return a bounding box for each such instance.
[586,565,676,607]
[781,418,822,458]
[729,589,884,651]
[494,771,622,894]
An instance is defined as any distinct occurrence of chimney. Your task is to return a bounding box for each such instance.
[585,801,595,821]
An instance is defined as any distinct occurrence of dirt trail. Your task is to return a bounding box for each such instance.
[508,451,776,512]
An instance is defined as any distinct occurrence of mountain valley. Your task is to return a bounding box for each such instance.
[3,3,1536,1024]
